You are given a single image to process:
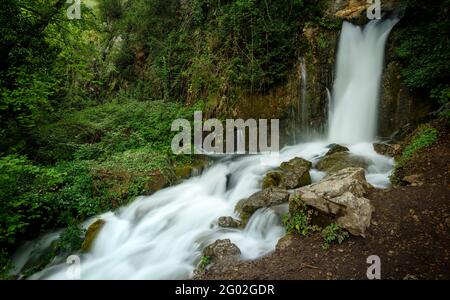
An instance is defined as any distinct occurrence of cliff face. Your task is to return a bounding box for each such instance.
[216,0,429,143]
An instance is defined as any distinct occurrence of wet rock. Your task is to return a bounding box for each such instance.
[316,151,370,174]
[81,219,105,252]
[290,168,374,237]
[373,142,400,157]
[218,216,243,229]
[236,188,290,222]
[203,239,241,261]
[326,144,349,156]
[262,157,312,189]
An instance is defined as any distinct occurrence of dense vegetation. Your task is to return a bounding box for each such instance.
[0,0,449,278]
[393,0,450,107]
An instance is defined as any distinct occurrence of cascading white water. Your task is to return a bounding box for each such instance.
[329,19,398,143]
[13,19,397,280]
[300,57,308,130]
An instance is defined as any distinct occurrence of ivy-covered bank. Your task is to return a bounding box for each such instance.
[1,0,449,278]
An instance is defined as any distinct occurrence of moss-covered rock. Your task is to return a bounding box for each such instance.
[81,219,105,252]
[316,152,370,174]
[262,157,312,189]
[235,188,290,223]
[262,170,284,189]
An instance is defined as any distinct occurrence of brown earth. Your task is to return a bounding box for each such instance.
[197,120,450,280]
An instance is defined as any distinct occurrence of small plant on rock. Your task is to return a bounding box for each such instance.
[199,255,212,269]
[321,223,349,250]
[283,202,319,236]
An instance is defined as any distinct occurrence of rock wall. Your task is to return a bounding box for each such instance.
[207,0,432,144]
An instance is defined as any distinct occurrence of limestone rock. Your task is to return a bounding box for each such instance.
[236,188,290,221]
[290,168,374,237]
[203,239,241,261]
[262,157,312,189]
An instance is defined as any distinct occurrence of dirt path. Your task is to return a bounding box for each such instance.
[197,122,450,280]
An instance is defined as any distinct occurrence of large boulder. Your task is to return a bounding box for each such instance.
[290,168,374,237]
[203,239,241,261]
[316,151,370,174]
[262,157,312,189]
[236,187,290,222]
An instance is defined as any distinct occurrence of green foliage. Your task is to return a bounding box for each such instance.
[283,211,312,236]
[32,99,202,163]
[391,125,439,184]
[316,16,343,30]
[0,155,61,247]
[0,98,202,267]
[284,199,349,249]
[394,0,450,102]
[0,249,13,280]
[431,85,450,106]
[401,126,439,163]
[283,201,320,236]
[54,223,86,254]
[321,223,349,250]
[99,0,325,100]
[0,0,100,155]
[199,255,212,269]
[317,33,328,50]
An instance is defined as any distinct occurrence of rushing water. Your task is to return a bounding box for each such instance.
[14,19,397,280]
[329,19,398,143]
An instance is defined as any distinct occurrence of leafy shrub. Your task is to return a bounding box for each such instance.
[321,223,349,250]
[0,249,13,279]
[283,202,320,236]
[0,155,61,247]
[283,211,312,236]
[199,255,211,269]
[33,99,203,163]
[54,223,86,255]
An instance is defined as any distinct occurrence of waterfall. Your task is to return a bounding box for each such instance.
[328,19,398,143]
[300,57,308,131]
[14,20,398,280]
